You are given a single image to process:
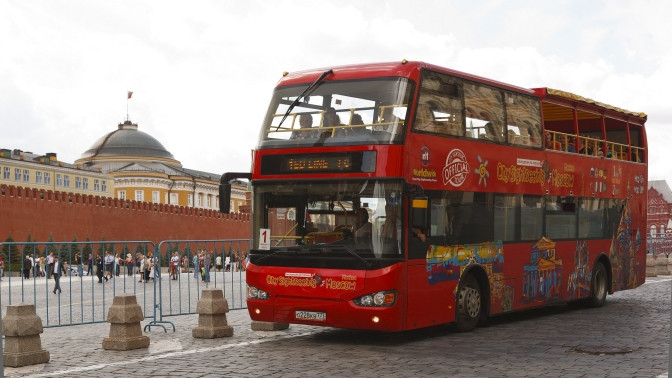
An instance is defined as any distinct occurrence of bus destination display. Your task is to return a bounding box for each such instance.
[261,151,376,175]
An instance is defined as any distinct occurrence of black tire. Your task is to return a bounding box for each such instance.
[587,262,608,308]
[455,274,481,332]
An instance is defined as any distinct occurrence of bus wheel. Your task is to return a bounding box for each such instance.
[588,262,608,308]
[455,274,481,332]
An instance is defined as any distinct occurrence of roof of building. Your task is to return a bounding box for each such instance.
[649,180,672,203]
[79,120,175,161]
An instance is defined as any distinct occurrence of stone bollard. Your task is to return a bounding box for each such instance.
[102,294,150,350]
[3,303,50,367]
[655,256,670,276]
[646,254,657,277]
[192,288,234,338]
[251,321,290,331]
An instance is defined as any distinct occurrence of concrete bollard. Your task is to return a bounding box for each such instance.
[646,254,657,277]
[192,288,234,338]
[102,294,150,350]
[251,321,290,331]
[2,303,50,367]
[655,256,670,276]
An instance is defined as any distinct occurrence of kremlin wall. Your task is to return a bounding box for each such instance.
[0,184,250,244]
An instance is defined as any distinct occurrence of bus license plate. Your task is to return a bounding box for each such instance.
[295,310,326,322]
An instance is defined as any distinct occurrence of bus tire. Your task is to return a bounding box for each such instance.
[455,274,481,332]
[587,262,608,308]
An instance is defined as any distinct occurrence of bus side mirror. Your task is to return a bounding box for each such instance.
[219,172,252,214]
[411,196,428,230]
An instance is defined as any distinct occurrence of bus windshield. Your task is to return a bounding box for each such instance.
[258,78,414,148]
[252,180,404,267]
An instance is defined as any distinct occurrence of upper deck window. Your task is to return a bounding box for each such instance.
[413,69,542,148]
[258,78,414,149]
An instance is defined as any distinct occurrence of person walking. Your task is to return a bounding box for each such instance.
[23,254,32,279]
[52,255,67,294]
[86,254,93,276]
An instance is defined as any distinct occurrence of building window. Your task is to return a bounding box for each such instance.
[64,175,70,188]
[170,193,178,205]
[44,172,51,185]
[56,174,62,186]
[135,190,144,201]
[36,171,42,184]
[119,190,126,200]
[94,179,100,191]
[206,195,211,208]
[14,168,20,181]
[152,191,159,203]
[75,177,82,189]
[197,193,203,207]
[101,180,107,193]
[3,167,9,180]
[188,194,193,207]
[83,178,89,190]
[23,169,29,182]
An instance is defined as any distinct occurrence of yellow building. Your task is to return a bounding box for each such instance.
[0,148,113,197]
[74,120,247,212]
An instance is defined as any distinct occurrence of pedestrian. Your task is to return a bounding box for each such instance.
[215,254,222,272]
[96,254,105,283]
[104,251,114,280]
[170,252,180,280]
[0,254,4,280]
[138,254,145,282]
[47,252,54,279]
[52,255,66,294]
[39,257,46,277]
[115,253,121,277]
[204,250,212,283]
[23,254,31,279]
[86,254,93,276]
[143,252,153,283]
[193,253,199,280]
[74,253,83,277]
[125,253,134,276]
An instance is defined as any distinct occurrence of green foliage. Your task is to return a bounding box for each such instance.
[46,234,58,256]
[2,235,20,263]
[82,236,93,257]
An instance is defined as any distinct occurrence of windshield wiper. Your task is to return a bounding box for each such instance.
[275,69,333,131]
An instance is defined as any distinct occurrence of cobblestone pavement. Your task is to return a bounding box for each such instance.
[3,277,671,377]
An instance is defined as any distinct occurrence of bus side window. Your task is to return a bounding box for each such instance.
[464,82,505,143]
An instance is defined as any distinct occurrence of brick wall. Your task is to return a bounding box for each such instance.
[0,184,250,243]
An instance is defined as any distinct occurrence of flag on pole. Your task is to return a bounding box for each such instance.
[127,91,133,99]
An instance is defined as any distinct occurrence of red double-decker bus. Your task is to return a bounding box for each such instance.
[221,60,647,332]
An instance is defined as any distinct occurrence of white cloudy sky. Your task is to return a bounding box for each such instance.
[2,0,671,180]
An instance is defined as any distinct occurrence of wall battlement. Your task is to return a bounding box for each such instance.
[0,184,250,243]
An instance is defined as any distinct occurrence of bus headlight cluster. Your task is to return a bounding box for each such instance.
[353,290,396,307]
[247,285,269,300]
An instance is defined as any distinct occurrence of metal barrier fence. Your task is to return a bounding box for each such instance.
[0,239,250,331]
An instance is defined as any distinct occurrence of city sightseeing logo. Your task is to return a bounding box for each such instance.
[442,149,470,187]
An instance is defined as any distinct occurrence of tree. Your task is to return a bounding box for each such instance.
[2,235,20,265]
[46,234,58,256]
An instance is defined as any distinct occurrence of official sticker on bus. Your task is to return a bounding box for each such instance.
[259,228,270,250]
[442,149,470,187]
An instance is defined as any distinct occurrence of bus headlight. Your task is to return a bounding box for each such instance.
[247,285,269,300]
[353,290,396,307]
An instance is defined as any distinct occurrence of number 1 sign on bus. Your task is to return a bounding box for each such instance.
[220,60,647,332]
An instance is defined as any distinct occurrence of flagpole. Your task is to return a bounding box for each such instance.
[127,91,133,121]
